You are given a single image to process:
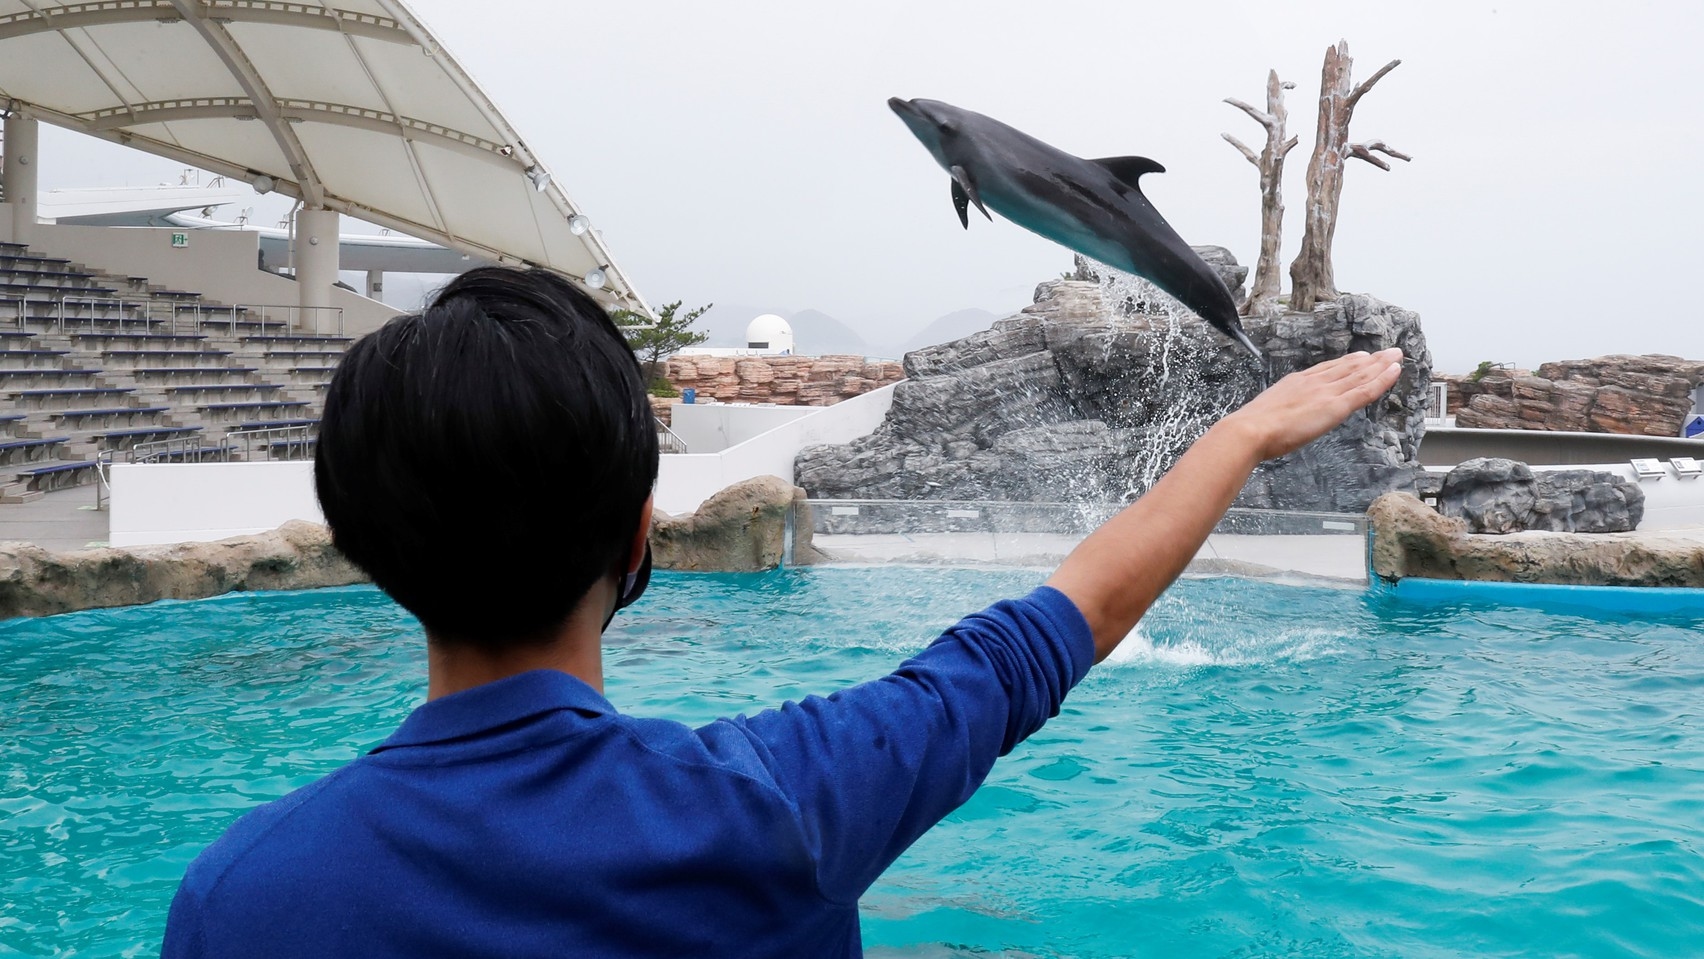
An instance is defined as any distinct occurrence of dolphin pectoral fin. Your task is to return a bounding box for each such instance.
[951,178,971,229]
[1091,156,1167,193]
[950,164,993,221]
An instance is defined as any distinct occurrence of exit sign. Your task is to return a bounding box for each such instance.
[170,232,189,248]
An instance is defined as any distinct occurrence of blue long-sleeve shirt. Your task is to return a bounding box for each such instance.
[162,586,1094,958]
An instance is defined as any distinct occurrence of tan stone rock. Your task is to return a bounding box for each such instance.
[1448,354,1703,436]
[734,359,777,384]
[661,354,903,409]
[1369,492,1704,586]
[0,521,368,619]
[649,476,821,572]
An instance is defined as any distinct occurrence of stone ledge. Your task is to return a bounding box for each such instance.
[651,475,822,572]
[0,520,368,619]
[1,476,828,620]
[1369,492,1704,587]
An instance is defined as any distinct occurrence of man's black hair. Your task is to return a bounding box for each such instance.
[315,267,658,647]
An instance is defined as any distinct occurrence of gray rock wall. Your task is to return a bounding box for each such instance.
[1438,457,1644,534]
[797,262,1433,513]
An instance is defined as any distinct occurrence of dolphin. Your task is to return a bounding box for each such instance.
[888,97,1266,376]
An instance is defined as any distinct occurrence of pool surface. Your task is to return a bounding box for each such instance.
[4,568,1703,957]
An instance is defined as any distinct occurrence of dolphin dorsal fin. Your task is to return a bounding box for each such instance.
[1092,156,1166,191]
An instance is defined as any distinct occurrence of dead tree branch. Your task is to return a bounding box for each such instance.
[1223,69,1298,315]
[1348,140,1413,171]
[1221,133,1260,166]
[1288,41,1410,311]
[1348,59,1402,108]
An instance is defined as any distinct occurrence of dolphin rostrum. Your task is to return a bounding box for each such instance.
[889,97,1266,376]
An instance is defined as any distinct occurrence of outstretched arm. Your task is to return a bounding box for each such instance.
[1046,348,1404,662]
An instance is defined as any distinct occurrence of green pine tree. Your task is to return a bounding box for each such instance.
[614,300,712,394]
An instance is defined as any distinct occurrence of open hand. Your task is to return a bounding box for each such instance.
[1222,349,1405,462]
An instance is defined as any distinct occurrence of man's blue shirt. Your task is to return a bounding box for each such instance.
[162,586,1094,958]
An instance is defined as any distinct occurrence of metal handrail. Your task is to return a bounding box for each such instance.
[657,417,688,454]
[0,290,341,336]
[176,302,345,336]
[225,424,317,461]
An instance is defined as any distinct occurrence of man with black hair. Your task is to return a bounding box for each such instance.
[162,266,1402,958]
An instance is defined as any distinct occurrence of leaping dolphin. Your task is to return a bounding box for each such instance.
[889,97,1265,376]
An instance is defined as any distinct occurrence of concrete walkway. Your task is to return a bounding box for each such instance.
[0,487,110,552]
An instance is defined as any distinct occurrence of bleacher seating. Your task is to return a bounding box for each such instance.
[0,238,352,503]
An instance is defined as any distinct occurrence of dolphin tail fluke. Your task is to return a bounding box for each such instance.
[950,165,992,222]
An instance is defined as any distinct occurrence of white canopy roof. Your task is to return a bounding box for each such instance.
[0,0,648,312]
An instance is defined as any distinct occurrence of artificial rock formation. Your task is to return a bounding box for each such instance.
[664,355,904,407]
[1369,492,1704,587]
[1438,457,1643,534]
[1445,354,1704,436]
[796,258,1433,513]
[0,521,367,619]
[650,475,821,572]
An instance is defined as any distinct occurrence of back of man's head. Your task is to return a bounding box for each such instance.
[315,267,657,648]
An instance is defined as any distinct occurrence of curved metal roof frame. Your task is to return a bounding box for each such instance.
[0,0,650,313]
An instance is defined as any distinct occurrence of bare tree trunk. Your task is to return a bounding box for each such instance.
[1223,69,1298,315]
[1288,41,1409,312]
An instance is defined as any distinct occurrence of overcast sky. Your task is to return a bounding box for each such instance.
[35,0,1704,372]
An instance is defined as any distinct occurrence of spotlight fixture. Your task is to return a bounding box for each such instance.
[525,165,551,193]
[498,144,515,157]
[567,214,590,236]
[583,266,608,290]
[250,173,275,194]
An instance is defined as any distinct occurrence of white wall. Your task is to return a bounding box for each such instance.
[106,384,895,544]
[669,403,818,453]
[654,383,895,515]
[29,223,398,336]
[109,461,322,547]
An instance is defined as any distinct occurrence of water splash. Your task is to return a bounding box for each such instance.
[1103,621,1347,668]
[1087,263,1245,501]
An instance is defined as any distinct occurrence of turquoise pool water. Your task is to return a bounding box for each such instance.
[4,569,1703,958]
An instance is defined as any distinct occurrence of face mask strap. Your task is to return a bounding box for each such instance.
[602,544,652,630]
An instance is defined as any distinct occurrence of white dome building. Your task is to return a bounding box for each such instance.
[745,314,795,355]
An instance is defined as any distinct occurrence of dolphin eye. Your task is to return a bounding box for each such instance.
[939,119,958,136]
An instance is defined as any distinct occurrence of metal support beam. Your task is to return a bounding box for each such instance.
[364,269,383,301]
[168,0,325,207]
[82,97,513,167]
[0,1,411,44]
